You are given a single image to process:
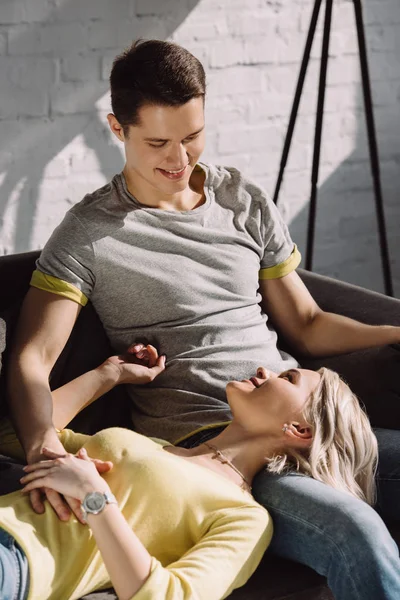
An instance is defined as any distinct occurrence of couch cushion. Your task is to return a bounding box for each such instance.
[0,316,5,370]
[299,344,400,430]
[0,454,24,494]
[79,557,334,600]
[297,269,400,430]
[0,305,21,418]
[0,306,19,375]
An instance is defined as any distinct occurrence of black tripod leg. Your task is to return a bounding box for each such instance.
[273,0,323,206]
[353,0,393,296]
[305,0,333,271]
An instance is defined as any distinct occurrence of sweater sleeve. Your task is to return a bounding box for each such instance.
[131,505,273,600]
[0,419,90,460]
[58,428,92,454]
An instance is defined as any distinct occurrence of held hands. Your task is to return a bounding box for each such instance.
[25,441,113,523]
[21,447,112,506]
[104,343,166,385]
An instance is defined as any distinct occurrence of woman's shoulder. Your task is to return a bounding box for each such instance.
[202,501,273,559]
[214,498,271,527]
[92,427,164,445]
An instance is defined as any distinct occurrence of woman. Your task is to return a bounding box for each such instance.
[0,345,378,600]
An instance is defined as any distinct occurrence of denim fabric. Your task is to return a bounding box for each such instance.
[0,527,29,600]
[179,426,400,600]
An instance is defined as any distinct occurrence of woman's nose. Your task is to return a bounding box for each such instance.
[256,367,277,380]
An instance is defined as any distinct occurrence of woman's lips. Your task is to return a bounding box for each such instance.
[241,378,257,388]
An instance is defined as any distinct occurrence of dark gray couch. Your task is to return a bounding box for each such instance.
[1,250,399,600]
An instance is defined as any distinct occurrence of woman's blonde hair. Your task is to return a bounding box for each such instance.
[265,367,378,505]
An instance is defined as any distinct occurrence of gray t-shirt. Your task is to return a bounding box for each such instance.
[34,163,300,443]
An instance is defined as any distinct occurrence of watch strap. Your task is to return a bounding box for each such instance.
[103,491,118,506]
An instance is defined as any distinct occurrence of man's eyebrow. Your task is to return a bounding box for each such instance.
[144,126,204,143]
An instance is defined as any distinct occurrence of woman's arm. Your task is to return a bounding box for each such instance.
[51,344,166,430]
[20,448,152,599]
[21,448,273,600]
[85,500,273,600]
[86,503,152,599]
[51,361,122,431]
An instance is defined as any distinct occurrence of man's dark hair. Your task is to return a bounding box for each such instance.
[110,39,206,134]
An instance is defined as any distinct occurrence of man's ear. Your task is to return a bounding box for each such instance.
[107,113,125,142]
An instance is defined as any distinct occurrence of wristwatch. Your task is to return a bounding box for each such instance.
[81,491,118,522]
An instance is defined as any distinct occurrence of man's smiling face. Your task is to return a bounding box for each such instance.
[108,97,205,198]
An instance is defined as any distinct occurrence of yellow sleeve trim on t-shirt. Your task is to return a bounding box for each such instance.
[259,245,301,280]
[30,270,88,306]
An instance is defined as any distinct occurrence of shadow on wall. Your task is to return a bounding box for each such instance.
[0,0,200,254]
[286,0,400,297]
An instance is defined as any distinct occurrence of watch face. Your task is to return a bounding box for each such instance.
[85,492,105,513]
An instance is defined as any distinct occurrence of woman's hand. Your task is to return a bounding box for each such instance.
[20,448,112,503]
[104,343,166,385]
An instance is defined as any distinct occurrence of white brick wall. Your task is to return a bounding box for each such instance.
[0,0,399,295]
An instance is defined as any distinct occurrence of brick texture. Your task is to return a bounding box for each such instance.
[0,0,399,295]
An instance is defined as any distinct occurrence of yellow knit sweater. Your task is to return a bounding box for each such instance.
[0,426,273,600]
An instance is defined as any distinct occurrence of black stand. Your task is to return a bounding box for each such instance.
[273,0,393,296]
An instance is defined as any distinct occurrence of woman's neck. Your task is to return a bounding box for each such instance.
[170,424,281,491]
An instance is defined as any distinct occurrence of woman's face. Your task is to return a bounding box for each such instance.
[226,367,321,437]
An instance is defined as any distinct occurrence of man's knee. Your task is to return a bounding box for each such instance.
[332,500,398,558]
[253,470,397,557]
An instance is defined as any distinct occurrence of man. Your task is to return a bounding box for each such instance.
[7,40,400,599]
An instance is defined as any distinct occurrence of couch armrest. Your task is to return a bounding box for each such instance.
[296,270,400,429]
[298,269,400,328]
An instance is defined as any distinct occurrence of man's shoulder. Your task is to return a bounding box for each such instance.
[203,162,266,198]
[202,162,241,187]
[69,174,123,221]
[203,163,271,221]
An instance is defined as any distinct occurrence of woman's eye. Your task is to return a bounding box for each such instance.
[149,142,166,148]
[280,372,293,382]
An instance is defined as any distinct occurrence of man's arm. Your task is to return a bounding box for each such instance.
[7,286,81,517]
[7,287,81,458]
[259,270,400,357]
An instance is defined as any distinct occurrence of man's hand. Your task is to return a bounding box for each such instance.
[104,343,166,385]
[26,436,113,523]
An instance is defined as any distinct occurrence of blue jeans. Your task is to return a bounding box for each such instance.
[0,527,29,600]
[178,426,400,600]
